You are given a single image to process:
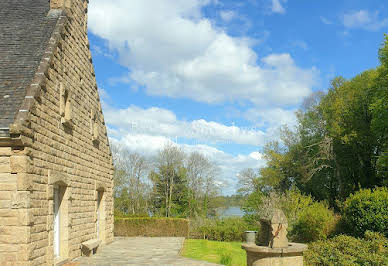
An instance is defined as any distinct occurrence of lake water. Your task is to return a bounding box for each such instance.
[218,206,244,218]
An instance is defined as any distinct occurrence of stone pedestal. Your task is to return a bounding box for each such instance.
[241,242,307,266]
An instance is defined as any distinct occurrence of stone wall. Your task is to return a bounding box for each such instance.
[0,0,114,265]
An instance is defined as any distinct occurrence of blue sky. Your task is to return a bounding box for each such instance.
[87,0,388,195]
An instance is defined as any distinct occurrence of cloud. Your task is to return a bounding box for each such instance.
[110,134,265,195]
[89,0,317,107]
[320,16,333,25]
[220,10,237,22]
[102,103,298,194]
[271,0,286,14]
[243,107,298,137]
[291,40,309,51]
[343,10,388,31]
[104,104,267,146]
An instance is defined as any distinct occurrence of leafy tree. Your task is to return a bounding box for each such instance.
[245,36,388,208]
[150,144,187,217]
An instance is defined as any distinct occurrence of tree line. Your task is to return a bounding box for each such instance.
[238,35,388,210]
[112,143,220,218]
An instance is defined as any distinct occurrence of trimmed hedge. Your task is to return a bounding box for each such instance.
[194,218,254,242]
[114,217,189,237]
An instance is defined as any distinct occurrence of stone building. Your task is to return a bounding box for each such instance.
[0,0,114,265]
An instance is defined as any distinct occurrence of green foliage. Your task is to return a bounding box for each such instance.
[304,231,388,265]
[245,36,388,209]
[220,253,232,266]
[342,187,388,237]
[242,189,336,242]
[194,217,254,242]
[291,202,336,242]
[114,217,189,237]
[182,239,246,266]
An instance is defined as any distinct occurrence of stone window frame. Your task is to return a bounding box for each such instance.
[90,109,99,144]
[59,82,73,127]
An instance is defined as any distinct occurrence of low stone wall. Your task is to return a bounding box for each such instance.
[115,217,189,238]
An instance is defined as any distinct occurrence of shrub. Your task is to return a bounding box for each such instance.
[243,189,315,229]
[243,188,336,242]
[290,202,337,242]
[194,217,254,242]
[114,217,189,237]
[304,231,388,265]
[342,187,388,237]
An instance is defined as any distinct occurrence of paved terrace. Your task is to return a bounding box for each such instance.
[72,237,220,265]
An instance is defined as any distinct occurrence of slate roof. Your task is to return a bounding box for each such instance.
[0,0,60,129]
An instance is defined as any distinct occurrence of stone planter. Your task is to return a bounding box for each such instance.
[244,231,258,244]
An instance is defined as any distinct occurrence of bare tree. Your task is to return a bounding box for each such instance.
[112,143,151,215]
[185,152,219,217]
[237,168,260,196]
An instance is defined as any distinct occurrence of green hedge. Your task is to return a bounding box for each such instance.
[114,217,189,237]
[194,218,254,242]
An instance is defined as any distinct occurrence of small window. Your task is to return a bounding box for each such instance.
[90,109,99,143]
[60,83,72,127]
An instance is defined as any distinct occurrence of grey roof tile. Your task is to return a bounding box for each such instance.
[0,0,60,128]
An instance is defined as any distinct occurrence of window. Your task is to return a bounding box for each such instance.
[52,184,68,260]
[60,83,72,127]
[53,187,61,258]
[90,109,99,143]
[48,170,70,262]
[96,191,102,240]
[96,189,106,242]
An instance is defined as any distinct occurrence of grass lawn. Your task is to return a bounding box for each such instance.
[181,239,246,266]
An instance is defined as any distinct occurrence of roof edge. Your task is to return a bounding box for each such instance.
[0,128,10,138]
[0,128,24,147]
[10,9,69,136]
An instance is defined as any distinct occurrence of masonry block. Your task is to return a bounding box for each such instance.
[10,155,31,174]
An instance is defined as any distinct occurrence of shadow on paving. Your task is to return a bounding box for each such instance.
[72,237,221,265]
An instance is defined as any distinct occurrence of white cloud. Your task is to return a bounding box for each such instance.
[104,104,266,146]
[320,16,333,25]
[243,107,298,137]
[220,10,237,22]
[89,0,317,107]
[291,40,309,51]
[343,10,388,31]
[271,0,286,14]
[249,151,263,160]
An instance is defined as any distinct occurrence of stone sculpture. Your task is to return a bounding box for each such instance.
[242,209,307,266]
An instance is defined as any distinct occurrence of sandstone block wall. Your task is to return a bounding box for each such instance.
[0,0,114,265]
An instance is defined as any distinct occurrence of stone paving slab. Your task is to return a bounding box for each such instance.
[73,237,221,266]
